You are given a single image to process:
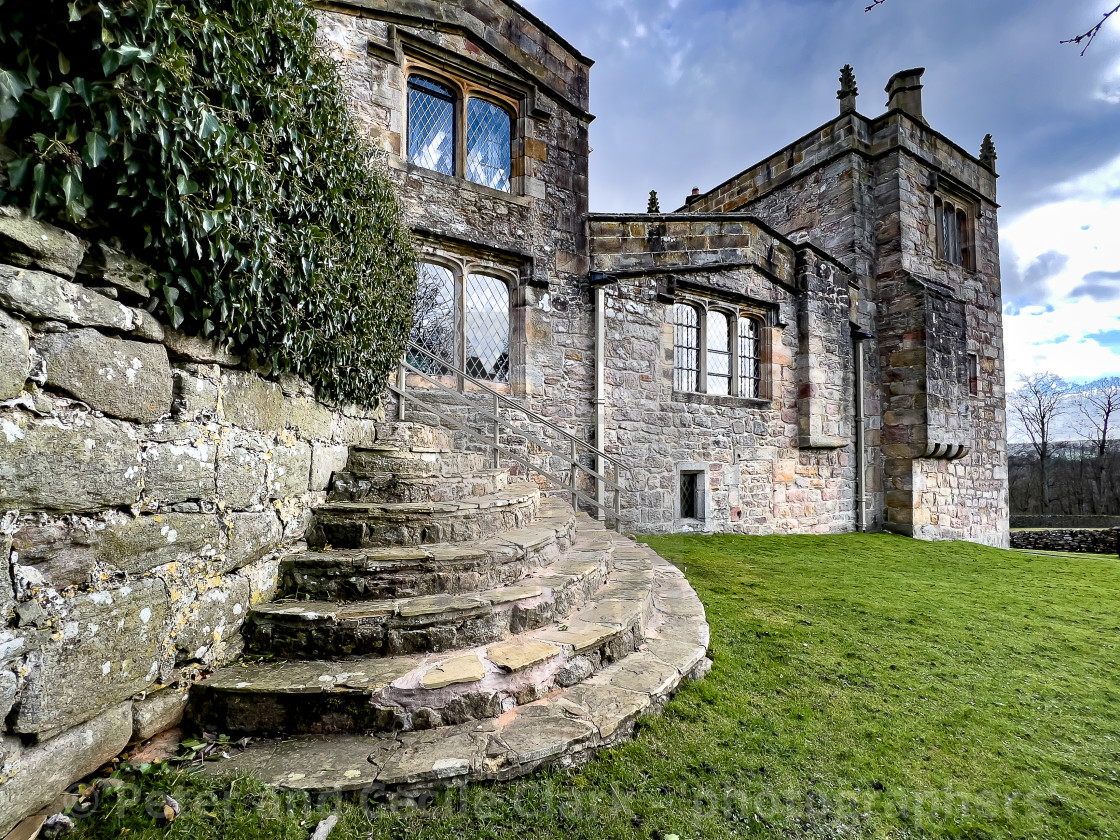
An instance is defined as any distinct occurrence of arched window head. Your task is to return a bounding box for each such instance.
[464,274,511,383]
[707,310,732,396]
[466,98,512,192]
[673,303,700,393]
[408,76,455,176]
[738,317,761,398]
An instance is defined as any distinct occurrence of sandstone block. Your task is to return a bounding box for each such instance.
[77,242,153,300]
[9,518,98,590]
[34,329,172,422]
[132,687,188,741]
[172,576,251,664]
[0,702,132,837]
[142,439,217,504]
[217,447,267,510]
[310,444,349,491]
[0,410,140,512]
[286,397,334,440]
[0,206,86,279]
[171,366,220,420]
[222,371,284,430]
[98,513,221,575]
[0,309,29,400]
[270,441,312,498]
[13,580,169,735]
[225,512,283,571]
[163,328,240,365]
[0,264,133,330]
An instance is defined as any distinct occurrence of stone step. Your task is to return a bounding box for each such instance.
[307,483,541,549]
[198,546,711,795]
[367,422,457,454]
[190,539,679,737]
[329,468,510,504]
[243,541,617,659]
[280,499,577,600]
[344,449,491,480]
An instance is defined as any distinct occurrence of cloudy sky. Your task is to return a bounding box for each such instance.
[521,0,1120,386]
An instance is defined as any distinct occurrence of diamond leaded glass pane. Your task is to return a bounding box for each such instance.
[408,78,455,176]
[465,274,510,383]
[466,98,512,192]
[673,304,699,393]
[409,262,456,374]
[738,316,760,398]
[707,310,732,396]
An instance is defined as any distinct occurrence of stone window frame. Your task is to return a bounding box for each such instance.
[932,189,978,271]
[408,249,520,394]
[675,463,710,526]
[670,296,770,402]
[967,352,980,396]
[403,60,520,196]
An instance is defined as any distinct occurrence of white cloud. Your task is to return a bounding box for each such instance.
[1002,151,1120,383]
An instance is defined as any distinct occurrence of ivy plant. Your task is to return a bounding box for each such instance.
[0,0,417,408]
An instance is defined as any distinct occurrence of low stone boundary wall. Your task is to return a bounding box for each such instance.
[1010,528,1120,555]
[1010,515,1120,529]
[0,207,384,832]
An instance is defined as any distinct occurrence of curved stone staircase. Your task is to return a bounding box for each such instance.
[190,423,710,801]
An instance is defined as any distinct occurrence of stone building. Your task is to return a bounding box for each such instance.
[319,0,1009,546]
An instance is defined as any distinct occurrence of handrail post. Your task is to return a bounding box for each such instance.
[614,463,622,533]
[397,360,406,422]
[570,439,579,510]
[493,394,501,470]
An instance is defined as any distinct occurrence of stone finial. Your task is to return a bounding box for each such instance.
[837,64,858,114]
[979,134,997,172]
[885,67,927,125]
[647,190,661,214]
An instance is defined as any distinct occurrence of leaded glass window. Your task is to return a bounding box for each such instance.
[466,98,512,192]
[673,304,700,393]
[464,274,510,383]
[738,317,761,398]
[408,76,455,176]
[409,262,456,372]
[707,311,732,396]
[935,196,974,269]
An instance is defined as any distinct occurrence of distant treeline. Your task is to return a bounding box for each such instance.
[1009,374,1119,515]
[1009,441,1120,515]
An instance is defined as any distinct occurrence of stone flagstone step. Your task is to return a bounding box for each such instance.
[279,499,577,600]
[190,538,683,738]
[330,467,511,505]
[307,482,540,549]
[201,548,711,797]
[243,542,617,659]
[344,448,492,479]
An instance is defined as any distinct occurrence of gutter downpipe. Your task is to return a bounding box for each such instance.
[852,325,872,532]
[594,284,607,521]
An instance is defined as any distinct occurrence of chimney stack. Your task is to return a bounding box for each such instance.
[885,68,926,124]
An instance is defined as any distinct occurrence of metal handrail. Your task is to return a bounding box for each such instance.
[395,342,628,529]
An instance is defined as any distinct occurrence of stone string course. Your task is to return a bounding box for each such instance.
[0,210,387,833]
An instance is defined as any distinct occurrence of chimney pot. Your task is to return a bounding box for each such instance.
[885,67,926,124]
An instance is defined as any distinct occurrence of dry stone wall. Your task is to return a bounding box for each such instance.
[1010,529,1120,555]
[0,210,381,833]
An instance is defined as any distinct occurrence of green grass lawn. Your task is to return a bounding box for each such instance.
[72,533,1120,840]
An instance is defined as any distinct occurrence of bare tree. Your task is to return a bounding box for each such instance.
[865,1,1120,53]
[1074,377,1120,510]
[1009,373,1071,514]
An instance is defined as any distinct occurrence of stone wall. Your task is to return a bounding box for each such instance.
[1011,515,1120,529]
[317,1,596,485]
[683,70,1009,547]
[1010,529,1120,555]
[589,214,858,535]
[0,211,382,833]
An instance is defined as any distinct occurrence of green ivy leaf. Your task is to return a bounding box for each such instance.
[85,131,109,168]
